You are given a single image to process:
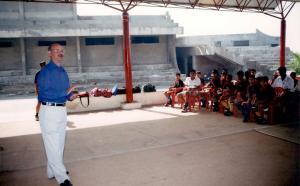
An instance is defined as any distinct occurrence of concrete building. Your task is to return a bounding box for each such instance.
[176,30,293,77]
[0,1,294,95]
[0,1,183,94]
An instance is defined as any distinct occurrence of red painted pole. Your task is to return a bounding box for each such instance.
[280,18,286,67]
[122,12,133,103]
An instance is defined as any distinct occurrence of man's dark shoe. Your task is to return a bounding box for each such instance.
[164,99,172,107]
[184,102,188,108]
[223,109,229,115]
[243,118,248,123]
[224,111,233,116]
[181,108,188,113]
[48,171,69,180]
[35,114,39,121]
[60,179,73,186]
[256,117,267,125]
[213,107,219,112]
[182,103,189,113]
[201,100,206,107]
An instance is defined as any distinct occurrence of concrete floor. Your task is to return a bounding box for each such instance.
[0,97,299,186]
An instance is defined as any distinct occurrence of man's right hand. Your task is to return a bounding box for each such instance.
[69,93,78,101]
[67,84,77,94]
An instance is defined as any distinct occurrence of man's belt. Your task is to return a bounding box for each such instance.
[42,102,66,107]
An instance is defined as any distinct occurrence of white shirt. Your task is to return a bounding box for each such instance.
[272,75,295,92]
[184,77,201,88]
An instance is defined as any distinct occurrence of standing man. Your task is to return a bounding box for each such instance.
[34,61,46,121]
[37,43,77,186]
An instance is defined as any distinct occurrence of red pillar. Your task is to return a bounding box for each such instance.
[280,18,286,67]
[122,12,133,103]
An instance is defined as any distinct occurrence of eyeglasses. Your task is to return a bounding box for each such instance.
[51,49,64,53]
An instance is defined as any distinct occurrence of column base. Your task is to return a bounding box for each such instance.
[121,102,142,110]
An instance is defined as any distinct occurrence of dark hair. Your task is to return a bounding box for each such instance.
[190,69,196,74]
[212,69,219,75]
[290,72,296,78]
[176,73,181,76]
[278,66,287,73]
[40,61,46,67]
[258,76,268,82]
[226,74,232,80]
[245,70,250,78]
[237,70,244,77]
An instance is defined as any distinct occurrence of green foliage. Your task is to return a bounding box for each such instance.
[288,53,300,75]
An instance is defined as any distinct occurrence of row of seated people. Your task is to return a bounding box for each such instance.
[164,67,299,124]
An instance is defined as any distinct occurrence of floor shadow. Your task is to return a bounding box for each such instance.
[67,121,76,129]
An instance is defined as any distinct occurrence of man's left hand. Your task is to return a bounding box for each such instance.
[69,93,78,101]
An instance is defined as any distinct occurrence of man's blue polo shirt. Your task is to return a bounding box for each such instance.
[37,60,72,103]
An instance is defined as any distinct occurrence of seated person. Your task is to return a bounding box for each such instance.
[235,70,248,97]
[220,74,235,116]
[240,75,259,122]
[196,71,206,107]
[244,70,250,83]
[233,71,248,116]
[206,69,221,111]
[272,67,295,119]
[290,72,300,92]
[272,66,295,92]
[289,72,300,120]
[196,71,205,86]
[249,68,256,77]
[220,69,228,88]
[177,69,201,112]
[269,70,279,86]
[164,73,184,106]
[255,76,275,124]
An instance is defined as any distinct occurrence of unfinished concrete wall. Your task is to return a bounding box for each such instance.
[167,35,179,71]
[80,35,172,68]
[80,37,120,70]
[194,56,224,75]
[131,35,168,65]
[24,2,75,20]
[176,30,279,48]
[0,2,20,20]
[0,38,21,72]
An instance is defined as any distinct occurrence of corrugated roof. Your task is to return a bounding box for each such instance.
[0,0,298,16]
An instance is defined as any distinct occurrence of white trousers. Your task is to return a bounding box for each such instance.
[39,104,69,184]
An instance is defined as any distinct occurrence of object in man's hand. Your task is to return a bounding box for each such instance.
[72,90,79,94]
[77,91,90,108]
[78,91,89,98]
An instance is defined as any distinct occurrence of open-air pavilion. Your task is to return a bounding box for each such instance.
[0,0,299,103]
[0,1,299,186]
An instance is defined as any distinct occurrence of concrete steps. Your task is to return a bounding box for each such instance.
[0,64,178,95]
[70,63,177,90]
